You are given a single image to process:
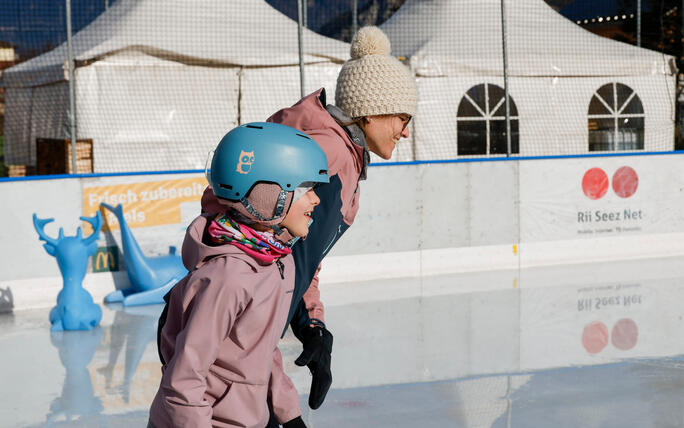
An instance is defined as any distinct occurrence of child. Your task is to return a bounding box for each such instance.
[149,122,329,428]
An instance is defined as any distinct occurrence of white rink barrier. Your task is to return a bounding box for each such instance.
[2,153,684,311]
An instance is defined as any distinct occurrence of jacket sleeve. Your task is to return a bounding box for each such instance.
[159,273,249,428]
[268,347,302,423]
[302,264,325,323]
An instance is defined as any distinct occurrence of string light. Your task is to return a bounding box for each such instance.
[574,12,639,26]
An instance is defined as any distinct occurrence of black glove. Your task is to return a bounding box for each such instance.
[282,416,307,428]
[294,325,333,410]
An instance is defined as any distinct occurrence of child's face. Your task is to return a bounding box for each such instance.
[280,189,320,237]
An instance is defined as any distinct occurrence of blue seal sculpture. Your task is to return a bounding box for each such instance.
[100,203,187,306]
[33,212,103,331]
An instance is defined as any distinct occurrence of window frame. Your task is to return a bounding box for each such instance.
[456,83,520,156]
[587,82,645,152]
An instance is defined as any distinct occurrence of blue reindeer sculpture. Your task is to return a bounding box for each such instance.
[33,212,103,331]
[101,203,187,306]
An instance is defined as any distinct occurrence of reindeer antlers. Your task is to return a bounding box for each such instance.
[32,214,59,246]
[33,212,102,246]
[80,212,102,245]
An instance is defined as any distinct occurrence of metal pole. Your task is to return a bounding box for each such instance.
[302,0,307,28]
[637,0,641,47]
[500,0,512,156]
[352,0,358,36]
[66,0,78,174]
[104,0,108,10]
[297,0,305,99]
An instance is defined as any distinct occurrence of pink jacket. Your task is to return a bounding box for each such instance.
[149,214,301,428]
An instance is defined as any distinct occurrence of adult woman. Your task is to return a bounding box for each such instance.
[200,26,417,427]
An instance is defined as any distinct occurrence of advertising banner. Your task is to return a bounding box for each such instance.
[519,155,684,242]
[82,176,208,231]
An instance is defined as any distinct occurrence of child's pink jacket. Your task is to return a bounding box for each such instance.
[149,214,300,428]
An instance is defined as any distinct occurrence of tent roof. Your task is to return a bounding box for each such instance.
[2,0,350,87]
[381,0,674,78]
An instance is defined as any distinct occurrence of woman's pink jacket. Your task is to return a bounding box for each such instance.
[149,214,300,428]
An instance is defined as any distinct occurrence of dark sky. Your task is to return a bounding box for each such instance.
[0,0,110,56]
[561,0,652,21]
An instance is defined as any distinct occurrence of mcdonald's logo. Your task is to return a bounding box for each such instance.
[92,246,119,272]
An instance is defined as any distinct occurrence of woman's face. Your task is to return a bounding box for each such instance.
[280,189,320,237]
[362,114,411,160]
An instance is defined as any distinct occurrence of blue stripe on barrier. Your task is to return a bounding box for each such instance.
[369,150,684,167]
[2,151,684,182]
[0,168,205,183]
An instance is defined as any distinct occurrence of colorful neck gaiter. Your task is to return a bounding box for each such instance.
[207,214,291,264]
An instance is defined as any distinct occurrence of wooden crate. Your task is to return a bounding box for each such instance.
[6,164,36,177]
[36,138,93,175]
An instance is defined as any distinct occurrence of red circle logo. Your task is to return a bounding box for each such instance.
[611,318,638,350]
[582,168,609,200]
[582,321,609,354]
[612,166,639,198]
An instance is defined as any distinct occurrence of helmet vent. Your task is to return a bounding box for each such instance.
[246,124,263,129]
[219,183,233,190]
[296,133,311,140]
[319,170,327,175]
[286,184,291,187]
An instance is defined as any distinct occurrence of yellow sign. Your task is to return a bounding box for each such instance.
[83,177,208,231]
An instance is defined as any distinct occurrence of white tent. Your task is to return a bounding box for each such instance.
[2,0,349,172]
[381,0,676,159]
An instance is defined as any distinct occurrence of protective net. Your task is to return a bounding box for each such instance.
[0,0,681,176]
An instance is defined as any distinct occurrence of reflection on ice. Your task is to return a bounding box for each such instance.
[47,328,104,425]
[3,257,684,427]
[318,256,684,393]
[97,305,160,404]
[16,304,163,427]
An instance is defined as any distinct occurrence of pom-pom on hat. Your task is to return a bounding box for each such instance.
[335,26,417,119]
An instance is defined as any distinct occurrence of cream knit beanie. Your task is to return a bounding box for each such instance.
[335,26,417,118]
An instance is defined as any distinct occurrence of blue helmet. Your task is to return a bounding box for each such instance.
[209,122,329,224]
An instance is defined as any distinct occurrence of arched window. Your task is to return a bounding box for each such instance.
[457,84,519,155]
[588,83,644,151]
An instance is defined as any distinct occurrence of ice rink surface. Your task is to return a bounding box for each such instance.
[3,255,684,427]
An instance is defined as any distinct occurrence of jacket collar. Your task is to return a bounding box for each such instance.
[324,96,370,181]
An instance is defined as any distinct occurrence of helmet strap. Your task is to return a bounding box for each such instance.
[272,224,299,247]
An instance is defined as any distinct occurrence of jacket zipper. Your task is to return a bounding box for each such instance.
[275,259,285,279]
[322,225,342,256]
